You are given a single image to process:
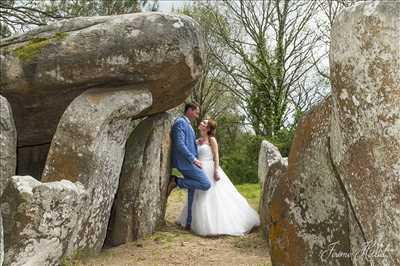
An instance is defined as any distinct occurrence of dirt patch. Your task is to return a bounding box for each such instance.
[76,188,271,266]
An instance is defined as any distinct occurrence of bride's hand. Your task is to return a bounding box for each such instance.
[214,171,220,181]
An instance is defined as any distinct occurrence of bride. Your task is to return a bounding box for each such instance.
[176,119,260,236]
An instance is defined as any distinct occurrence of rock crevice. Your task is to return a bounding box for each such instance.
[327,136,367,244]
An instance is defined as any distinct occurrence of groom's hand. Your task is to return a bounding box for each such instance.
[193,159,203,168]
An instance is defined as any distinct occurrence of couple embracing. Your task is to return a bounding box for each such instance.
[167,102,260,236]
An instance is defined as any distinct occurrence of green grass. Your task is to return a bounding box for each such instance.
[235,183,261,209]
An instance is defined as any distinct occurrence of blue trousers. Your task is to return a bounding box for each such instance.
[176,166,211,225]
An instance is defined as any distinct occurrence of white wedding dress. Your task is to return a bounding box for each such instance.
[176,143,260,236]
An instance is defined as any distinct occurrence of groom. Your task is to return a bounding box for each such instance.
[168,102,211,230]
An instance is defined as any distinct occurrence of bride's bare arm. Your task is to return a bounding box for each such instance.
[209,137,220,181]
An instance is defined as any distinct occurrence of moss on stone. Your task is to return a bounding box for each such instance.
[53,32,68,40]
[14,38,48,61]
[14,32,68,61]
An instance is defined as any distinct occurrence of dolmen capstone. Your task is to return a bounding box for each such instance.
[260,2,400,266]
[0,12,204,266]
[0,12,202,178]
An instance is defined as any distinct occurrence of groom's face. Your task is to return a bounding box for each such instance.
[187,107,200,121]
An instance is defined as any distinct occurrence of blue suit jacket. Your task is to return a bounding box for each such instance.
[171,116,198,171]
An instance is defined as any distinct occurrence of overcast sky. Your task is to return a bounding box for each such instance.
[157,0,193,12]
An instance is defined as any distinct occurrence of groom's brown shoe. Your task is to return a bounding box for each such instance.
[167,175,177,198]
[184,224,191,231]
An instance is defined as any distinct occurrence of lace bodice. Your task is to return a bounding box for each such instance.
[198,144,214,161]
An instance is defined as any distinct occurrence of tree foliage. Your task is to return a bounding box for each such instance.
[203,0,323,138]
[177,0,360,183]
[177,3,238,132]
[312,0,357,81]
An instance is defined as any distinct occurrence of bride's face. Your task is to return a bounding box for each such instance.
[198,120,208,133]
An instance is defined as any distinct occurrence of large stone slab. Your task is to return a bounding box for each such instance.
[268,98,352,266]
[0,176,88,266]
[107,112,172,246]
[330,1,400,265]
[258,140,282,190]
[0,95,17,195]
[259,158,287,243]
[0,13,203,147]
[1,212,3,266]
[265,2,400,265]
[0,12,204,179]
[1,86,152,265]
[41,86,152,252]
[258,140,287,243]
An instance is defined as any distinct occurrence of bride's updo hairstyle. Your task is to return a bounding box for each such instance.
[207,119,217,137]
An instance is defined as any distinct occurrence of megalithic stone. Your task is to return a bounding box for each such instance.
[0,213,3,266]
[257,140,287,243]
[0,12,204,177]
[266,2,400,266]
[267,97,352,266]
[0,95,17,196]
[41,86,152,252]
[1,176,89,266]
[107,112,173,246]
[330,1,400,265]
[258,140,283,190]
[1,86,152,265]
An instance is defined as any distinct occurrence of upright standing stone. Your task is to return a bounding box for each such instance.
[268,98,352,266]
[1,176,88,266]
[259,158,287,243]
[265,2,400,265]
[258,140,287,242]
[1,86,153,266]
[0,213,3,266]
[330,1,400,265]
[107,112,172,246]
[42,86,152,252]
[0,95,17,196]
[258,140,282,190]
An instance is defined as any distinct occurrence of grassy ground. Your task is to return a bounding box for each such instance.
[73,183,270,266]
[235,183,261,209]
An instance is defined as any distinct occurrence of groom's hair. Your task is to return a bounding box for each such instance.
[184,102,199,113]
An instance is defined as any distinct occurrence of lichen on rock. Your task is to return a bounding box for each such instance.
[264,1,400,265]
[0,95,17,196]
[107,112,173,246]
